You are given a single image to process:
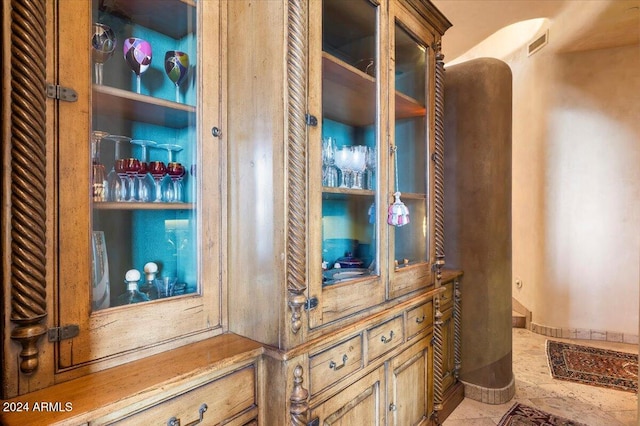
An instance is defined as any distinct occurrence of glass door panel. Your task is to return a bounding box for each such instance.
[392,23,429,269]
[321,0,378,286]
[90,0,198,309]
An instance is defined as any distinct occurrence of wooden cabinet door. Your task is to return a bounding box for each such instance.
[55,0,223,374]
[387,337,432,426]
[440,307,455,392]
[310,366,385,425]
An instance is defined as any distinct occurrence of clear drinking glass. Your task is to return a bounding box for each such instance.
[91,23,116,85]
[91,130,110,202]
[104,135,130,202]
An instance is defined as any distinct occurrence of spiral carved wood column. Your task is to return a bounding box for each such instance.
[286,0,308,336]
[8,0,48,375]
[433,42,446,278]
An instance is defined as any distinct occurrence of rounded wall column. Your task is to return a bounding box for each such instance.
[443,58,515,404]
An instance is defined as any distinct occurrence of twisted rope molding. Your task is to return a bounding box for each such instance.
[433,41,445,276]
[453,279,462,379]
[9,0,48,375]
[286,0,308,336]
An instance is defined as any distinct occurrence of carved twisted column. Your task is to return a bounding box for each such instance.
[286,0,308,336]
[433,42,446,279]
[432,296,444,415]
[290,365,310,426]
[453,279,462,379]
[9,0,48,375]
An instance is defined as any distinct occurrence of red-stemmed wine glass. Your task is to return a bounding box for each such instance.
[167,162,186,202]
[123,158,140,202]
[148,161,167,202]
[114,158,129,201]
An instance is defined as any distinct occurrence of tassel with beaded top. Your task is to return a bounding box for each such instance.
[388,191,410,226]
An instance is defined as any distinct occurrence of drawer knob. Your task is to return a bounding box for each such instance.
[415,315,425,324]
[329,354,348,371]
[381,330,395,344]
[167,403,208,426]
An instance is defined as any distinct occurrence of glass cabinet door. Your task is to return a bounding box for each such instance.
[57,0,222,370]
[308,0,387,328]
[388,8,436,298]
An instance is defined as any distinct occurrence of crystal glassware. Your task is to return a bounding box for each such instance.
[123,37,152,94]
[116,269,150,305]
[130,139,156,202]
[164,50,190,103]
[365,146,376,190]
[149,160,167,202]
[154,276,178,298]
[351,146,366,189]
[114,158,129,201]
[123,158,141,202]
[322,137,338,187]
[91,23,116,85]
[103,135,130,202]
[334,147,352,188]
[91,130,110,202]
[91,231,110,310]
[167,162,186,202]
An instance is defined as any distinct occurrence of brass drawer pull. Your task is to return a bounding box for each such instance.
[415,315,425,324]
[167,403,208,426]
[329,354,348,371]
[381,330,395,344]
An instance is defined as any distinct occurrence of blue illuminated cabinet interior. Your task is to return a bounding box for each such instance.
[54,0,224,371]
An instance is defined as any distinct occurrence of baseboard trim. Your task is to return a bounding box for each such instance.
[529,322,639,345]
[460,374,515,405]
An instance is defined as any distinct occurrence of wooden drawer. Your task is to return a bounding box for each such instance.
[367,316,404,361]
[309,335,363,395]
[440,280,454,311]
[406,300,433,339]
[114,365,257,425]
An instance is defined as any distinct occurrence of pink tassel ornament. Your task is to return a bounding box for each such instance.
[388,192,410,227]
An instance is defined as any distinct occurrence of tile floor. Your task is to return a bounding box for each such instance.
[443,328,638,426]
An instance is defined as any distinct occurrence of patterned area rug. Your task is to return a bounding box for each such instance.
[497,403,588,426]
[546,340,638,393]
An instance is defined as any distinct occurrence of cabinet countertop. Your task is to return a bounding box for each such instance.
[1,333,263,426]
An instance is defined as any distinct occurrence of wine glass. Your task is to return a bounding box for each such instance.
[91,23,116,85]
[365,146,376,190]
[351,146,366,189]
[114,158,129,201]
[167,162,186,202]
[164,51,190,103]
[334,147,350,188]
[322,137,338,187]
[103,135,130,202]
[149,161,167,202]
[130,139,156,202]
[123,158,141,202]
[91,130,110,202]
[123,37,152,94]
[156,143,183,163]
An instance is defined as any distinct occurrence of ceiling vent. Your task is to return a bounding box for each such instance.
[528,30,548,56]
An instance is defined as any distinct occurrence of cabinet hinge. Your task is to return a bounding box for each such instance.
[305,296,318,311]
[305,113,318,126]
[48,325,80,342]
[46,83,78,102]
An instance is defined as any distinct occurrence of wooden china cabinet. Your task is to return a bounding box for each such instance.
[1,0,461,424]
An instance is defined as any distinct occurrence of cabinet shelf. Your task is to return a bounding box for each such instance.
[93,85,195,129]
[98,0,196,39]
[93,202,195,210]
[322,186,375,199]
[322,52,426,127]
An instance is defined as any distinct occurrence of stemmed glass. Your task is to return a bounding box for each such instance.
[123,37,152,94]
[164,51,190,103]
[130,139,156,202]
[365,146,376,190]
[322,137,338,187]
[167,162,186,202]
[123,158,141,202]
[103,135,130,202]
[91,130,110,202]
[149,161,167,202]
[91,23,116,85]
[351,146,367,189]
[334,147,351,188]
[156,144,184,202]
